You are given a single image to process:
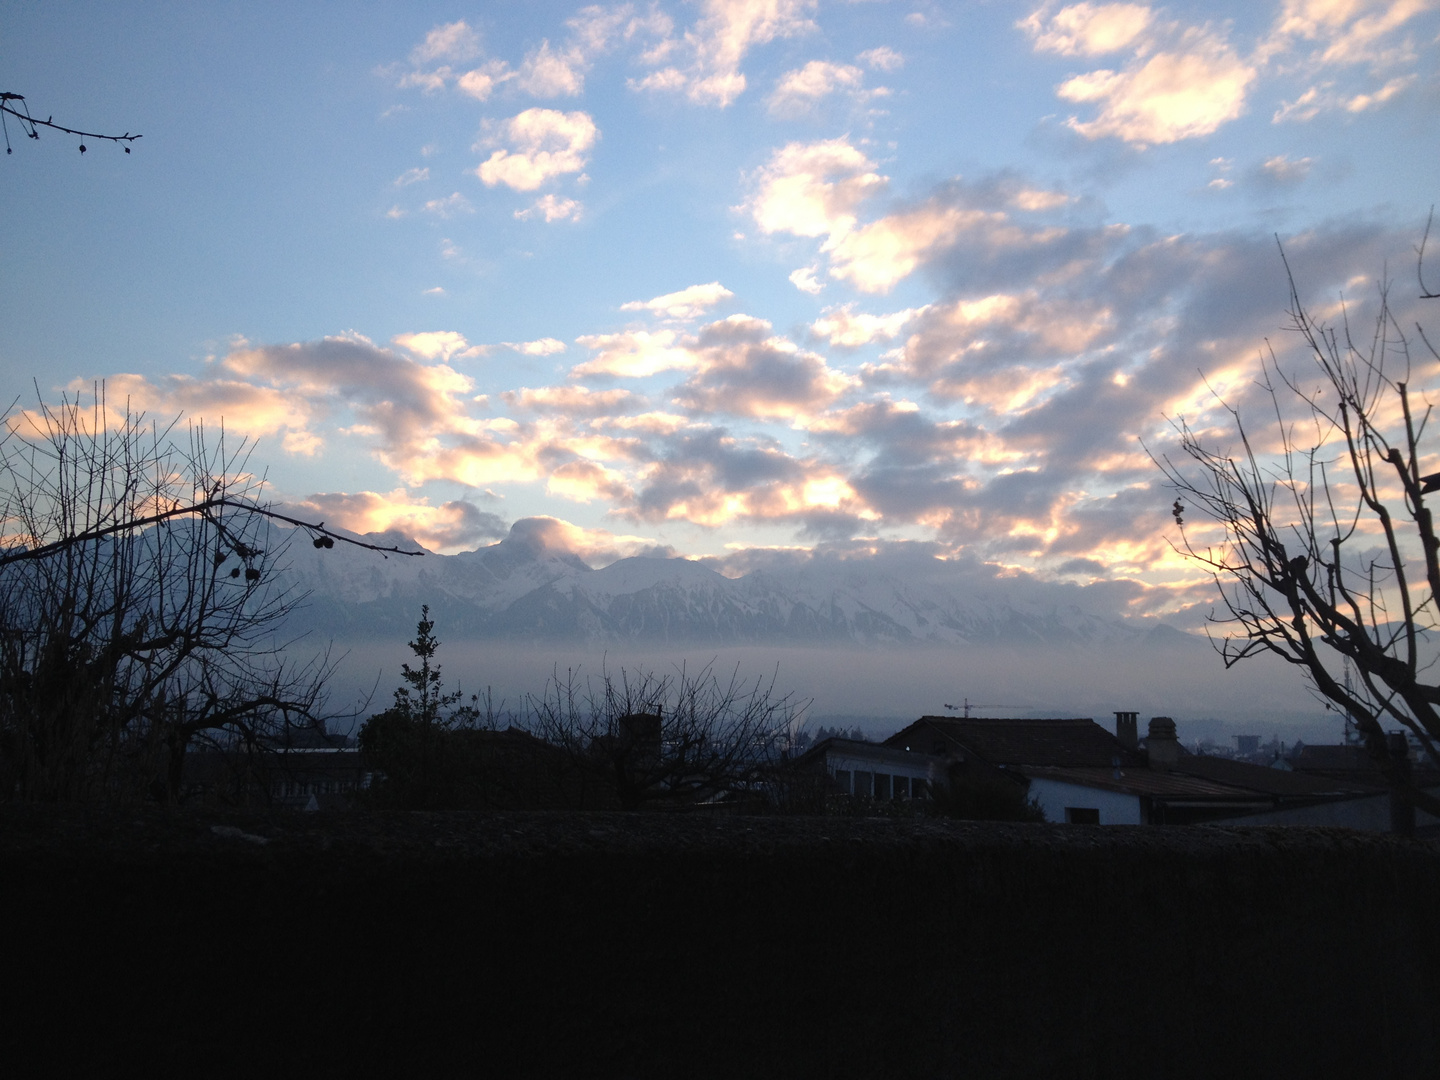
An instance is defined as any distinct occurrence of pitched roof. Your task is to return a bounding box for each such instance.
[1291,743,1440,786]
[1020,765,1270,801]
[1175,755,1381,797]
[794,737,944,772]
[885,717,1142,768]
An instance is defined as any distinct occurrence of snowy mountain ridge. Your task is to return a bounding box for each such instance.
[278,519,1185,649]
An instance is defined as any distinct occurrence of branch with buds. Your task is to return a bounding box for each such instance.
[1,92,142,155]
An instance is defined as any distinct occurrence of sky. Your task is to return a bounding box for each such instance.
[3,0,1439,643]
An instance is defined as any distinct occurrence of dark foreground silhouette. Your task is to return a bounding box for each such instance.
[3,807,1437,1079]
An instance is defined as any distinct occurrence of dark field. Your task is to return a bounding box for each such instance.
[3,808,1436,1078]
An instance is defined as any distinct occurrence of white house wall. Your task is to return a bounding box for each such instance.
[825,750,944,795]
[1026,777,1143,825]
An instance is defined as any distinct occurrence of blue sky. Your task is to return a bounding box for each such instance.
[3,0,1438,626]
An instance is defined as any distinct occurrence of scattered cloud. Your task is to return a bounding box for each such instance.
[476,109,598,191]
[1020,3,1154,56]
[809,304,924,348]
[1055,26,1256,145]
[572,329,696,378]
[506,338,568,356]
[746,143,1075,293]
[1260,153,1314,183]
[1022,0,1436,142]
[621,282,735,320]
[515,194,583,222]
[629,0,819,107]
[457,61,515,101]
[517,39,588,97]
[768,60,874,117]
[857,46,904,72]
[422,192,474,218]
[789,266,824,294]
[393,331,483,362]
[672,314,857,421]
[393,167,430,187]
[745,138,887,239]
[410,21,481,65]
[289,488,507,553]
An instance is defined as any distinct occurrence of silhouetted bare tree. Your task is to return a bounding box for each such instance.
[0,387,420,801]
[1153,227,1440,818]
[527,661,804,810]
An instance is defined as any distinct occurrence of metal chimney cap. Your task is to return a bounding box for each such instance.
[1148,716,1177,739]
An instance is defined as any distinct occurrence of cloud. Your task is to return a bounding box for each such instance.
[517,39,587,97]
[572,329,697,378]
[392,331,483,362]
[393,167,429,187]
[621,282,735,320]
[411,21,481,65]
[1272,71,1418,122]
[857,46,904,72]
[502,386,638,416]
[824,199,1003,293]
[1343,73,1417,110]
[767,61,871,116]
[515,194,583,222]
[498,516,676,567]
[746,145,1075,293]
[89,372,320,455]
[457,61,515,101]
[506,338,568,356]
[1259,154,1314,183]
[421,192,474,218]
[476,109,598,191]
[809,304,924,348]
[629,428,871,529]
[1020,3,1154,56]
[289,489,507,553]
[629,0,818,107]
[672,315,857,421]
[1010,187,1072,211]
[1264,0,1435,66]
[745,138,887,239]
[1056,26,1256,144]
[789,266,824,294]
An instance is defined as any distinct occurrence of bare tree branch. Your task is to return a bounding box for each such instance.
[1,92,142,154]
[1149,225,1440,823]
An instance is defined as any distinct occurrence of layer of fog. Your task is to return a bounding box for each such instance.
[304,633,1343,749]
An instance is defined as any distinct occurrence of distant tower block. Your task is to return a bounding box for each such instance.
[1114,711,1138,749]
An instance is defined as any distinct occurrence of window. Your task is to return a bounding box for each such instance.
[893,775,909,799]
[834,769,852,794]
[854,771,873,798]
[874,773,891,800]
[1065,807,1100,824]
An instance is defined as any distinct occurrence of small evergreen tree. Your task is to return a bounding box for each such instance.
[359,606,483,808]
[389,606,479,729]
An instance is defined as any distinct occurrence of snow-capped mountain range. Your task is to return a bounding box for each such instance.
[277,518,1189,649]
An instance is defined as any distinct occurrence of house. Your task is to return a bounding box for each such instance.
[791,736,948,801]
[1217,733,1440,833]
[880,714,1379,825]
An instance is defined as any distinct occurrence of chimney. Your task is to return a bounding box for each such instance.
[1147,716,1180,771]
[1387,731,1415,837]
[1114,711,1138,750]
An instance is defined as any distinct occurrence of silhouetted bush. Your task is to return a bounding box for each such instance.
[930,762,1045,822]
